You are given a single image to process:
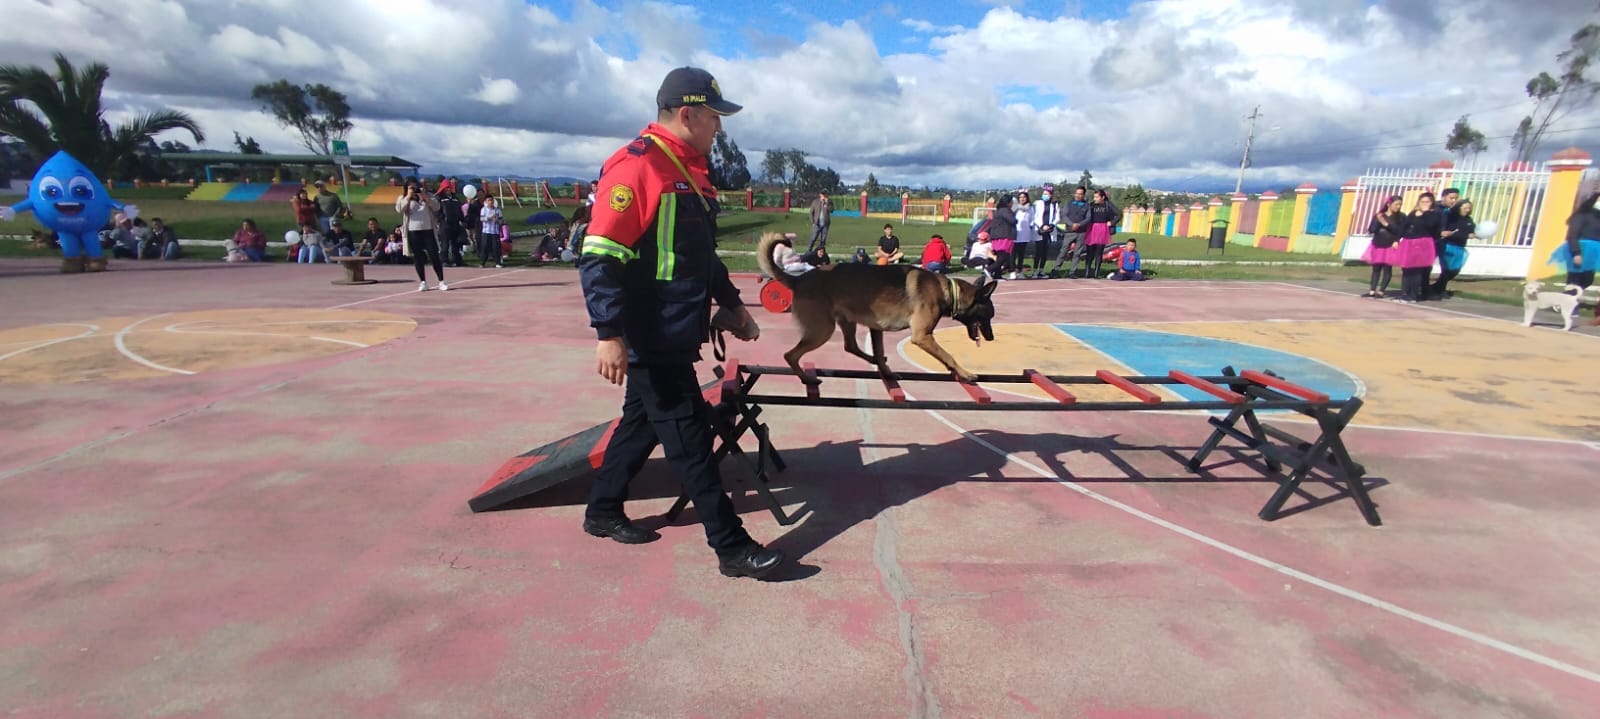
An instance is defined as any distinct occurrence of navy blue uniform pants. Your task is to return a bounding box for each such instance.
[586,363,754,556]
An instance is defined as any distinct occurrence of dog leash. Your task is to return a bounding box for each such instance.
[711,326,728,362]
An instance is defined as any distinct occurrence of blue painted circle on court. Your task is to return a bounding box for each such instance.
[1053,324,1362,403]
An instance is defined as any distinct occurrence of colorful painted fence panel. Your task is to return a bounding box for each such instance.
[1234,200,1260,235]
[1263,200,1295,238]
[1305,192,1340,236]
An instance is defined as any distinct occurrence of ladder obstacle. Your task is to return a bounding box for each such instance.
[471,360,1381,527]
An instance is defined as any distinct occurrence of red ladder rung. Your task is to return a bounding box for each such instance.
[879,370,907,402]
[721,358,741,404]
[802,362,820,400]
[1168,369,1245,404]
[1240,370,1329,403]
[1096,370,1162,404]
[957,377,992,404]
[1025,369,1077,404]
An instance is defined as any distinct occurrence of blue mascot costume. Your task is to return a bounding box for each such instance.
[1,151,137,273]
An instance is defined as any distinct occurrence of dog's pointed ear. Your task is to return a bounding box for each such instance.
[975,274,998,299]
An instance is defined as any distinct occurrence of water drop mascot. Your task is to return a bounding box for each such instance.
[0,151,137,273]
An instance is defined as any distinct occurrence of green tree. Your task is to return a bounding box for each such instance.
[1444,115,1488,163]
[759,149,787,185]
[708,131,750,189]
[1511,23,1599,162]
[0,52,204,179]
[250,79,353,156]
[1077,169,1095,190]
[233,131,264,155]
[795,163,843,194]
[862,172,881,196]
[1112,183,1150,209]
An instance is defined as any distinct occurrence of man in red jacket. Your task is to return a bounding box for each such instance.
[577,67,783,580]
[919,233,952,273]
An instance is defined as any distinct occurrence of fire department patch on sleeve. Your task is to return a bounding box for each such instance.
[609,184,635,213]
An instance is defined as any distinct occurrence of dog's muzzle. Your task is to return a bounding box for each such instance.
[967,320,994,343]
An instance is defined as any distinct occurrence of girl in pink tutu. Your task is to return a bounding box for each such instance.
[987,195,1018,278]
[1394,192,1440,303]
[1361,195,1403,298]
[1084,189,1123,279]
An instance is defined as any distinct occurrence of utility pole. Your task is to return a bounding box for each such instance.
[1235,105,1262,195]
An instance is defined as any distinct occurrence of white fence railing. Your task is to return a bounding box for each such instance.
[1348,162,1549,247]
[1342,162,1561,277]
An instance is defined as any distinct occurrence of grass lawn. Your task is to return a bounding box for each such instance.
[0,196,1564,306]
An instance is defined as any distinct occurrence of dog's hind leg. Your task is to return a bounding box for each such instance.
[870,330,888,366]
[785,301,836,385]
[836,319,879,366]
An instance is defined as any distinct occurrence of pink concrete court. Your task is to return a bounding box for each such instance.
[1,257,1598,718]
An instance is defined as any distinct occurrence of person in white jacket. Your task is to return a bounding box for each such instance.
[1012,189,1037,278]
[396,181,448,291]
[1031,185,1061,278]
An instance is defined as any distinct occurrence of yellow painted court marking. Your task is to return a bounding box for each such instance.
[0,309,416,385]
[1140,319,1600,442]
[905,319,1600,442]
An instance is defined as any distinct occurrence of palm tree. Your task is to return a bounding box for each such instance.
[0,52,204,179]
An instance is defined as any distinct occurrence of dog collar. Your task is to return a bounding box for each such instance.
[947,276,965,317]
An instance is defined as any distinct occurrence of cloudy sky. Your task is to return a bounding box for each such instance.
[4,0,1599,193]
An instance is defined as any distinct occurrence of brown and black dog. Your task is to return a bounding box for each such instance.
[756,232,997,384]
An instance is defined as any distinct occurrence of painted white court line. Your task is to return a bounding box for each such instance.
[0,324,100,362]
[113,314,193,376]
[906,394,1600,685]
[994,283,1259,297]
[326,268,525,310]
[162,322,369,349]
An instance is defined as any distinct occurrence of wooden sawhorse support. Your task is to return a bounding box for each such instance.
[1186,368,1380,526]
[665,360,797,525]
[668,360,1380,527]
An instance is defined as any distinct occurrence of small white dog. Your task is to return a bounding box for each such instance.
[1522,282,1593,331]
[222,238,248,263]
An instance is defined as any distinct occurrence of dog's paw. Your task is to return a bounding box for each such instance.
[953,369,978,383]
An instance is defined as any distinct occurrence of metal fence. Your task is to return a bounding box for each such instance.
[1350,163,1549,246]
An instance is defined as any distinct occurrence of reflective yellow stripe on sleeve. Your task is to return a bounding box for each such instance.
[581,235,637,263]
[655,193,678,281]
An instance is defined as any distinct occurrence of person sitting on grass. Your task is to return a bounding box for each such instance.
[231,219,267,262]
[357,218,385,260]
[875,223,904,265]
[963,231,995,277]
[326,220,356,257]
[296,222,326,264]
[1110,239,1144,281]
[770,234,816,276]
[145,218,181,261]
[920,233,951,273]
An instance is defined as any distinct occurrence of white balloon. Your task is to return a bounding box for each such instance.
[462,184,479,199]
[1473,220,1498,240]
[285,230,301,245]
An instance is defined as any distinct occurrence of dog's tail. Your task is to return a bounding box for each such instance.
[756,232,797,290]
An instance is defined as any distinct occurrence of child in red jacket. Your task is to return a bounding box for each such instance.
[920,234,952,273]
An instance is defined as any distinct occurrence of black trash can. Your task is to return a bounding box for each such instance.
[1208,220,1229,255]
